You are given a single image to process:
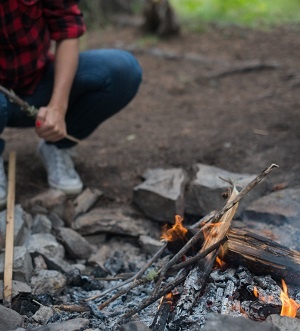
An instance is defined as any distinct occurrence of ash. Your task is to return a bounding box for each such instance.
[20,248,300,331]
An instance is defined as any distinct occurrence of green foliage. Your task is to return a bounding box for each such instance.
[170,0,300,28]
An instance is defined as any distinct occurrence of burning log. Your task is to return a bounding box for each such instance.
[95,164,279,325]
[150,292,178,331]
[171,185,239,324]
[161,215,204,255]
[224,228,300,285]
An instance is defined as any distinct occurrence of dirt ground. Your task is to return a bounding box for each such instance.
[3,24,300,208]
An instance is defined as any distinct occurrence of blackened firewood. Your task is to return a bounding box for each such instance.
[224,228,300,285]
[150,292,179,331]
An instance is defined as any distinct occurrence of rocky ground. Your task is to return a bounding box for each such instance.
[2,24,300,207]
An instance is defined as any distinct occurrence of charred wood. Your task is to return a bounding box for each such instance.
[150,292,179,331]
[224,228,300,285]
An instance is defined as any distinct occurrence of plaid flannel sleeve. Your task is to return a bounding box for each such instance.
[43,0,86,41]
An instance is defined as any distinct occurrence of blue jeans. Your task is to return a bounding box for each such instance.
[0,49,142,155]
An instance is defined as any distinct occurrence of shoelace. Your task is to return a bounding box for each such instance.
[52,147,76,179]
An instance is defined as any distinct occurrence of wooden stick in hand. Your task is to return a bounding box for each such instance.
[0,85,81,144]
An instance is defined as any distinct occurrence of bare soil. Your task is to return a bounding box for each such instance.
[3,24,300,208]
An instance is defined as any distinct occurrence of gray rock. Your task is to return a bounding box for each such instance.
[31,318,89,331]
[33,255,48,271]
[139,235,164,255]
[25,233,75,273]
[31,269,66,295]
[119,321,151,331]
[266,314,300,331]
[47,212,65,229]
[56,227,92,260]
[133,168,188,222]
[0,280,31,300]
[0,304,23,330]
[32,306,54,324]
[25,233,65,259]
[0,205,30,249]
[0,246,33,282]
[32,214,52,234]
[25,189,66,210]
[73,207,151,237]
[202,313,280,331]
[64,188,103,226]
[185,164,268,216]
[244,188,300,227]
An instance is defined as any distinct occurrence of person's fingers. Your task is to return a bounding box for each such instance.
[38,127,66,141]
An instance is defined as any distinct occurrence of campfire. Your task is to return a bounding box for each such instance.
[1,164,299,331]
[84,164,299,330]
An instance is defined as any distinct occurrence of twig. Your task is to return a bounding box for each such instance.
[99,278,148,310]
[0,85,81,144]
[85,243,167,302]
[169,236,228,272]
[54,304,90,313]
[189,210,216,229]
[118,269,189,324]
[154,164,278,293]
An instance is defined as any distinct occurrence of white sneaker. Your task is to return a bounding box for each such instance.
[0,156,7,208]
[38,141,83,195]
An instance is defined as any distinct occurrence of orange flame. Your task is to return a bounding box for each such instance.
[158,292,174,310]
[161,215,188,242]
[215,256,223,268]
[253,286,259,298]
[215,245,226,268]
[280,279,300,317]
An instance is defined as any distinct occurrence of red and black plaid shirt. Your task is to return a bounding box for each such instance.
[0,0,86,95]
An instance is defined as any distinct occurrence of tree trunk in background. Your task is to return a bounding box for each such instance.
[142,0,180,37]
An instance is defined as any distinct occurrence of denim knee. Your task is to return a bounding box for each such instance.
[115,50,143,106]
[125,51,143,92]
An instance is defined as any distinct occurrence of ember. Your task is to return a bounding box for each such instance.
[253,286,274,303]
[280,279,300,318]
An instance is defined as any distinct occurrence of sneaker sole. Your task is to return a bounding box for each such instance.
[48,180,83,195]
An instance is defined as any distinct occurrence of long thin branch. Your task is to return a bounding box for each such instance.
[0,85,80,144]
[99,277,148,310]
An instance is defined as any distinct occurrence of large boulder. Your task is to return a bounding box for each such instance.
[133,168,188,223]
[185,164,268,217]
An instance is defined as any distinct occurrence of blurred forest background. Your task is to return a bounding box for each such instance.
[80,0,300,30]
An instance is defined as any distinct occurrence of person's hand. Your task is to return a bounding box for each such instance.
[35,106,67,142]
